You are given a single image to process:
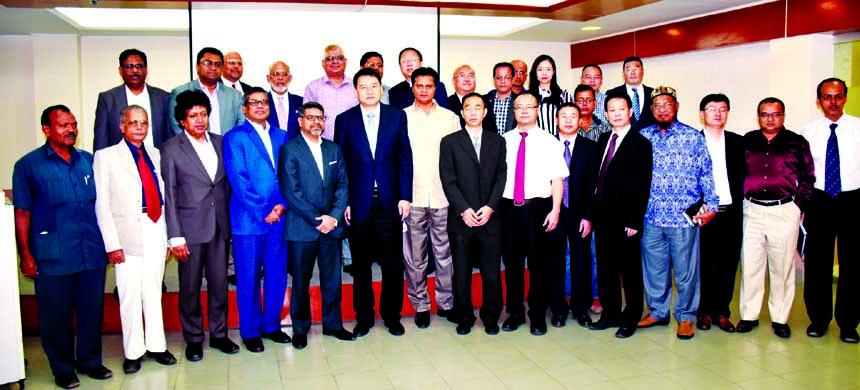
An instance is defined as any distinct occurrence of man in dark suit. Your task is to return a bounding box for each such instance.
[439,92,507,336]
[550,102,596,329]
[334,67,413,337]
[160,90,239,362]
[448,65,476,127]
[484,62,518,135]
[278,101,355,349]
[388,47,449,110]
[605,56,655,131]
[266,61,302,140]
[222,51,252,95]
[587,91,653,339]
[94,48,172,151]
[697,94,747,333]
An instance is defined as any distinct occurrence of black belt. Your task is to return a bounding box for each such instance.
[142,206,148,213]
[513,198,544,207]
[746,196,793,207]
[715,205,728,213]
[372,188,379,197]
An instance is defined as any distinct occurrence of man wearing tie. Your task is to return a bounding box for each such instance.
[221,51,252,95]
[266,61,303,140]
[605,57,655,131]
[334,67,413,337]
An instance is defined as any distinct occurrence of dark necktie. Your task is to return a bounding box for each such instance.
[514,132,528,203]
[595,133,618,203]
[137,149,161,222]
[632,88,641,121]
[563,140,571,208]
[825,122,841,198]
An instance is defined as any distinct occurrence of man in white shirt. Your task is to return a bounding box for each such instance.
[605,56,655,131]
[170,47,245,136]
[448,64,476,127]
[222,51,252,95]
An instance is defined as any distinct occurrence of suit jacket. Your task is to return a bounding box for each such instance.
[93,142,167,256]
[93,84,172,151]
[448,93,466,128]
[483,90,518,134]
[565,134,597,224]
[169,80,245,136]
[606,84,655,131]
[334,104,413,221]
[278,136,348,241]
[388,80,450,110]
[223,120,289,235]
[591,129,653,231]
[266,91,303,140]
[160,132,231,245]
[702,130,747,207]
[439,129,507,235]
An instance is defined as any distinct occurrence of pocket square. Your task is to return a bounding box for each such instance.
[328,160,337,165]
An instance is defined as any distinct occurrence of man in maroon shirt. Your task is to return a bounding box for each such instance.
[736,97,814,339]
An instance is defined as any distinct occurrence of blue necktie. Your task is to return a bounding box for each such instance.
[825,123,841,198]
[563,140,571,208]
[632,88,641,121]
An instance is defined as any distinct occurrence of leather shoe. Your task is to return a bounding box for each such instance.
[573,313,592,328]
[716,316,736,333]
[122,357,142,374]
[353,323,373,338]
[637,314,670,328]
[210,337,240,354]
[677,321,695,340]
[530,322,548,336]
[185,342,203,362]
[76,364,112,380]
[456,323,472,335]
[484,323,500,335]
[292,333,308,349]
[806,324,827,338]
[323,328,356,341]
[262,330,291,344]
[588,319,619,331]
[146,350,177,366]
[243,337,265,353]
[415,311,431,329]
[696,315,712,331]
[502,313,526,332]
[772,322,791,339]
[227,274,237,285]
[384,320,405,336]
[436,308,453,318]
[615,326,636,339]
[840,329,859,344]
[736,319,759,333]
[550,315,566,328]
[54,373,80,389]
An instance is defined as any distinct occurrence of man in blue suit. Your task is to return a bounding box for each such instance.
[278,101,355,349]
[223,87,291,352]
[266,61,302,140]
[170,47,245,136]
[334,67,413,337]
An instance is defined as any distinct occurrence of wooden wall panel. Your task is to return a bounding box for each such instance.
[569,32,634,68]
[787,0,860,37]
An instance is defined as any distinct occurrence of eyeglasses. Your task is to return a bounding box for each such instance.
[758,112,783,119]
[301,115,326,122]
[514,105,537,111]
[126,120,149,128]
[246,99,269,107]
[705,107,728,114]
[122,64,146,70]
[324,56,345,62]
[270,71,289,78]
[199,60,223,68]
[652,103,675,111]
[225,59,243,66]
[575,98,594,105]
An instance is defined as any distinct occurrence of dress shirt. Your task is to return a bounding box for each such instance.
[359,104,380,159]
[466,126,482,160]
[200,81,222,135]
[703,129,733,205]
[248,120,275,167]
[594,90,607,123]
[222,77,242,93]
[601,125,631,164]
[641,121,719,227]
[626,84,645,118]
[580,116,612,142]
[124,139,164,207]
[493,94,512,135]
[743,128,815,211]
[302,132,325,179]
[536,88,571,138]
[303,75,358,140]
[125,85,154,150]
[272,92,290,130]
[802,114,860,192]
[381,84,391,105]
[502,126,569,199]
[404,103,460,208]
[12,143,107,275]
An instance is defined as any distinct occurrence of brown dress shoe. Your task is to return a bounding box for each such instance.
[638,314,670,328]
[716,316,736,333]
[697,315,712,330]
[677,321,695,340]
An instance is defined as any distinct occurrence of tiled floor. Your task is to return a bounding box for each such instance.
[15,285,860,390]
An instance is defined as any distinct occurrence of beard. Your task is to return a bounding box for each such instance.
[656,120,673,129]
[270,84,288,94]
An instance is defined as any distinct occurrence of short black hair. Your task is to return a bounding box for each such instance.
[604,90,632,109]
[360,51,383,67]
[399,47,422,62]
[196,47,223,64]
[816,77,848,100]
[410,67,438,86]
[40,105,71,127]
[242,86,269,106]
[493,62,514,77]
[461,92,484,107]
[298,101,325,117]
[622,56,643,69]
[699,93,731,111]
[119,48,147,67]
[174,90,211,124]
[581,63,602,75]
[573,84,595,98]
[353,67,382,87]
[557,101,581,117]
[757,97,785,114]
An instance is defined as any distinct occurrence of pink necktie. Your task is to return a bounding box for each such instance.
[514,132,528,203]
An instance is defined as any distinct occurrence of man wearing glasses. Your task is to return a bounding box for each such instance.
[94,48,172,151]
[221,51,252,95]
[169,47,244,136]
[510,59,528,95]
[266,61,303,140]
[303,44,358,141]
[736,97,814,339]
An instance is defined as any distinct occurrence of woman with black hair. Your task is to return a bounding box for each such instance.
[528,54,572,138]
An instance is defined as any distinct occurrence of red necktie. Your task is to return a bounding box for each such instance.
[514,132,528,203]
[137,149,161,222]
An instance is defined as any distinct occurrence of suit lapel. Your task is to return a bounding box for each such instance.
[211,135,226,182]
[246,123,275,170]
[116,143,141,178]
[607,131,634,172]
[572,135,587,169]
[296,136,323,182]
[458,130,480,165]
[177,133,213,183]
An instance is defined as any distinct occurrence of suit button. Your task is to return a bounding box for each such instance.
[210,202,215,206]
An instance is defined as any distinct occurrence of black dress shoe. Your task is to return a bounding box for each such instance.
[122,357,142,374]
[415,311,431,329]
[806,324,827,338]
[243,337,265,353]
[185,342,203,362]
[343,264,354,276]
[384,320,406,336]
[772,322,791,339]
[292,333,308,349]
[262,330,292,344]
[76,364,112,380]
[530,322,548,336]
[840,329,859,344]
[227,274,237,285]
[353,323,373,338]
[502,314,526,332]
[146,350,177,366]
[436,308,453,318]
[615,326,636,339]
[210,337,240,354]
[736,320,759,333]
[573,313,593,327]
[456,323,472,335]
[484,323,500,335]
[551,315,566,328]
[55,373,80,389]
[588,319,619,331]
[323,328,356,341]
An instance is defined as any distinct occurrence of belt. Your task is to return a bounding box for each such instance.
[746,196,793,207]
[372,188,380,197]
[715,205,728,213]
[142,206,148,213]
[513,197,544,207]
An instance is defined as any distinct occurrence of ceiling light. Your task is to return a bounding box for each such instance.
[440,15,548,37]
[581,26,602,31]
[53,7,188,31]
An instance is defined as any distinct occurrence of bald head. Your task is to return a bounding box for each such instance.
[452,64,476,96]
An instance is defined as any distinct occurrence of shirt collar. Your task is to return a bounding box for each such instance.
[124,138,145,155]
[465,126,483,137]
[360,104,380,118]
[125,84,148,96]
[248,120,269,133]
[302,131,322,146]
[42,141,79,162]
[324,75,350,88]
[183,130,210,144]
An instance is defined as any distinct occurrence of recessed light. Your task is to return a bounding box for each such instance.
[581,26,602,31]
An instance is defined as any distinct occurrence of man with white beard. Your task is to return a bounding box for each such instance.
[266,61,303,139]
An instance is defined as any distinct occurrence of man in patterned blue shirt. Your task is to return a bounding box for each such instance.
[636,86,719,340]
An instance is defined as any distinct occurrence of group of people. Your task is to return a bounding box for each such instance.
[12,44,858,390]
